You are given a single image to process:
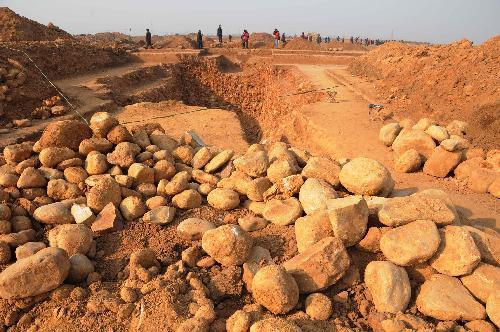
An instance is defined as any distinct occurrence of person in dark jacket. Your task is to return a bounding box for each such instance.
[145,29,152,49]
[197,30,203,49]
[281,33,286,46]
[217,25,223,43]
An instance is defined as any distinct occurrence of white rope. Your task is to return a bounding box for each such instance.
[6,47,89,125]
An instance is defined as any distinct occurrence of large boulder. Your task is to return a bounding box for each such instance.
[283,237,350,293]
[207,188,240,210]
[379,123,401,146]
[48,224,93,256]
[0,248,70,299]
[460,263,500,303]
[487,291,500,328]
[423,147,463,178]
[301,157,341,187]
[339,157,393,196]
[392,129,436,160]
[298,178,337,215]
[39,147,75,168]
[87,177,122,213]
[78,138,114,156]
[33,202,74,224]
[380,220,440,266]
[378,194,456,227]
[295,211,333,253]
[394,149,422,173]
[429,226,481,276]
[17,167,46,188]
[234,150,269,177]
[39,120,92,150]
[205,150,234,173]
[463,226,500,266]
[201,225,253,266]
[416,274,486,321]
[89,112,119,138]
[326,196,368,247]
[252,265,299,314]
[262,198,303,226]
[365,261,411,313]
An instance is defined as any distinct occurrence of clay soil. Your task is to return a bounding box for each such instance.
[349,36,500,150]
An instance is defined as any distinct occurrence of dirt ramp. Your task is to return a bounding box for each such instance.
[349,37,500,149]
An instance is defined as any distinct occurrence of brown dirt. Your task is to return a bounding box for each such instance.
[349,36,500,150]
[284,38,321,51]
[0,7,73,42]
[176,56,323,142]
[0,41,130,124]
[154,35,197,49]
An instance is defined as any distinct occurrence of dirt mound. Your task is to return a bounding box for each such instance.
[284,38,321,51]
[0,41,130,124]
[76,32,138,49]
[155,35,197,49]
[0,7,73,42]
[250,32,275,49]
[349,37,500,149]
[321,41,368,51]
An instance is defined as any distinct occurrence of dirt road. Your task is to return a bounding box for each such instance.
[290,64,498,229]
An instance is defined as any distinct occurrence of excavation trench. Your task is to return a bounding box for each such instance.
[95,56,325,143]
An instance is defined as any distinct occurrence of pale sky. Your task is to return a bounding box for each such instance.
[1,0,499,44]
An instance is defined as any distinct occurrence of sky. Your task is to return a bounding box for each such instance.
[1,0,499,44]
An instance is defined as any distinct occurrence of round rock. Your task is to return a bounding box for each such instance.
[252,265,299,314]
[48,224,93,256]
[380,220,441,266]
[429,226,481,276]
[416,274,486,321]
[299,178,337,215]
[365,261,411,314]
[201,225,253,266]
[339,157,394,196]
[207,188,240,210]
[0,248,70,299]
[262,198,303,226]
[305,293,333,320]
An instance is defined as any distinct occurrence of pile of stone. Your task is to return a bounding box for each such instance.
[31,95,67,120]
[0,112,498,331]
[380,117,499,198]
[0,61,27,127]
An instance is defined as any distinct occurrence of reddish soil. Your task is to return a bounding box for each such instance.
[284,38,321,51]
[349,37,500,150]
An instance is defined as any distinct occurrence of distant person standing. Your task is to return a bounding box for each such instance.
[217,25,223,43]
[241,30,249,49]
[316,34,322,44]
[229,34,232,42]
[273,29,280,48]
[281,33,286,46]
[145,29,152,49]
[301,32,306,39]
[197,30,203,49]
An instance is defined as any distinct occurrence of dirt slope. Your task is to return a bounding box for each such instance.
[349,37,500,149]
[0,7,73,42]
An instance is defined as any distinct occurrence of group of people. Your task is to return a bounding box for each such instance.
[144,26,384,50]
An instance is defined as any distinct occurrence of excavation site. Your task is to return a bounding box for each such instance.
[0,6,499,332]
